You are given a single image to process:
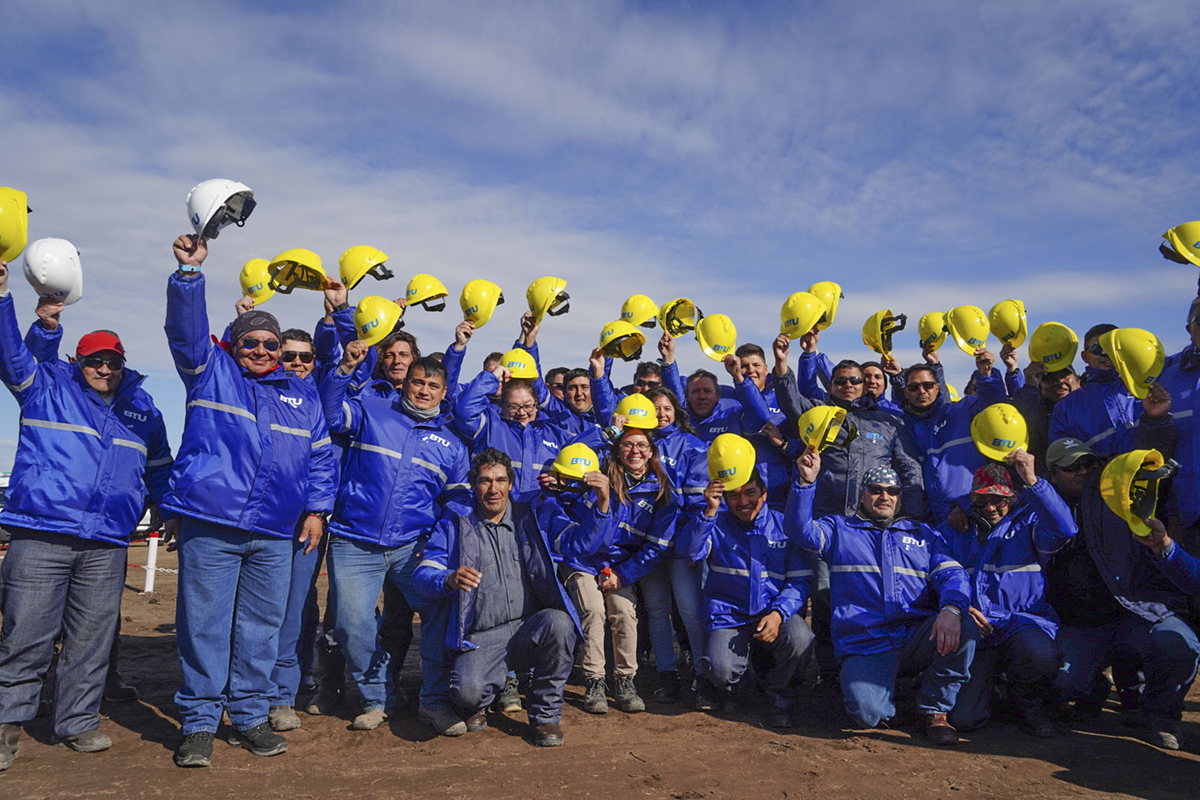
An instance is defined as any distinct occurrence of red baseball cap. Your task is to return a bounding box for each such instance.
[76,331,125,358]
[971,463,1015,497]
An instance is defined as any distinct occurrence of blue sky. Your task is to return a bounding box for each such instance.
[2,0,1199,469]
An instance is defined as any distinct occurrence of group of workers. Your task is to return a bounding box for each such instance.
[2,199,1200,772]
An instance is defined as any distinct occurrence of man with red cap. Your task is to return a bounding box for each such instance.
[0,261,172,771]
[938,455,1077,737]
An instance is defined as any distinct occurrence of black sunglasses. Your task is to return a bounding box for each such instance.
[1057,458,1097,474]
[80,355,125,370]
[865,484,902,496]
[239,336,279,352]
[1085,342,1105,356]
[905,380,938,392]
[281,351,315,364]
[832,376,864,386]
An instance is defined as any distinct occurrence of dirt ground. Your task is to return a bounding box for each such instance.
[2,542,1200,800]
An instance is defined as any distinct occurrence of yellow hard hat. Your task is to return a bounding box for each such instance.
[918,312,948,351]
[0,186,30,263]
[707,433,757,491]
[552,443,601,482]
[1100,449,1178,537]
[861,309,907,356]
[779,292,827,339]
[1028,321,1078,371]
[499,348,538,379]
[338,245,393,290]
[798,406,858,452]
[268,249,328,294]
[946,305,990,355]
[621,294,659,328]
[406,273,449,312]
[599,320,646,362]
[615,393,657,430]
[1161,221,1200,268]
[970,402,1029,461]
[239,258,274,305]
[460,279,504,327]
[807,281,843,330]
[355,296,405,346]
[988,299,1028,348]
[1099,328,1165,400]
[946,383,961,402]
[658,298,703,336]
[696,314,737,362]
[527,276,570,324]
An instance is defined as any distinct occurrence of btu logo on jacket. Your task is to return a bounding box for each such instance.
[279,395,303,408]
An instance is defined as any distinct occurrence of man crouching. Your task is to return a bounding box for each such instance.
[413,448,613,746]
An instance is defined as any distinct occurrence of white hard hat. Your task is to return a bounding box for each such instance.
[23,237,83,306]
[186,178,256,240]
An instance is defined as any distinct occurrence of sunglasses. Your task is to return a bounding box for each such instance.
[239,336,279,352]
[865,484,902,497]
[1056,458,1097,474]
[80,355,125,370]
[635,379,661,388]
[832,376,864,386]
[971,494,1011,509]
[1085,342,1105,356]
[906,380,938,392]
[281,351,315,364]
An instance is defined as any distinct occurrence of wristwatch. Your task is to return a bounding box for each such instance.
[333,301,351,312]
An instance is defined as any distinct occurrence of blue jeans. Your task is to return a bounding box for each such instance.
[950,626,1060,731]
[0,530,125,737]
[639,558,708,673]
[327,534,449,711]
[449,609,577,726]
[840,613,979,728]
[701,614,815,708]
[1055,611,1200,722]
[174,518,292,734]
[270,536,326,706]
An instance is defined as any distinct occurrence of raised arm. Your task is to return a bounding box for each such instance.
[164,235,216,388]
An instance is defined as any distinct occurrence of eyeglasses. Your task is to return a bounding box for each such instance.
[832,376,864,386]
[80,355,125,370]
[1056,458,1097,474]
[281,351,315,364]
[905,380,938,392]
[1085,342,1105,356]
[618,442,652,453]
[505,402,537,414]
[865,484,901,497]
[239,336,279,352]
[635,379,661,388]
[971,494,1011,509]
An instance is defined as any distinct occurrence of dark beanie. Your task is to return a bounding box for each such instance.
[229,310,281,345]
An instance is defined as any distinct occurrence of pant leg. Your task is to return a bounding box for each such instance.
[1117,613,1200,722]
[899,613,979,716]
[295,541,325,697]
[761,615,815,708]
[387,534,450,711]
[1003,627,1061,710]
[564,572,608,681]
[949,643,999,731]
[327,536,390,711]
[808,554,836,680]
[638,562,677,672]
[52,541,126,738]
[450,621,516,715]
[508,609,578,726]
[225,534,292,731]
[839,649,903,728]
[605,584,639,678]
[700,624,752,692]
[668,558,708,665]
[270,536,323,706]
[380,579,415,682]
[175,519,246,735]
[1054,622,1117,703]
[0,532,73,725]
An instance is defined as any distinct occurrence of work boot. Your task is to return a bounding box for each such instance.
[466,711,488,732]
[58,730,112,753]
[1146,719,1181,751]
[104,675,139,703]
[305,681,341,716]
[173,731,214,768]
[613,676,645,713]
[498,674,522,712]
[350,707,387,731]
[419,704,467,737]
[1016,703,1057,738]
[268,705,301,732]
[652,670,681,703]
[765,705,798,729]
[0,723,21,771]
[228,722,288,757]
[533,722,564,747]
[583,677,609,714]
[921,712,959,746]
[693,677,717,712]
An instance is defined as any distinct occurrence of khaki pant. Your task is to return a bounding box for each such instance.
[564,571,638,680]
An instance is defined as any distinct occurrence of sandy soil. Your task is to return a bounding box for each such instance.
[2,541,1199,800]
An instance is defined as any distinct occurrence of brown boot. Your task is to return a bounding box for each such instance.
[921,712,959,745]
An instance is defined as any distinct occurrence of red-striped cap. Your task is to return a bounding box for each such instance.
[76,331,125,357]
